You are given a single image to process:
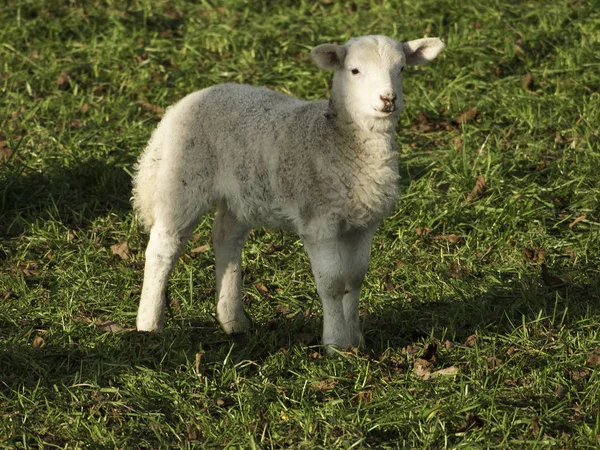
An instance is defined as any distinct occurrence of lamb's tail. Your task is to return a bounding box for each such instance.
[132,135,162,230]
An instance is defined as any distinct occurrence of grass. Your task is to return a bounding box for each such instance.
[1,0,600,448]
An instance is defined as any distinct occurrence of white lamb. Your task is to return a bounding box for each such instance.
[133,35,444,351]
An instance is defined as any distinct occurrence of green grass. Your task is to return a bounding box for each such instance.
[1,0,600,448]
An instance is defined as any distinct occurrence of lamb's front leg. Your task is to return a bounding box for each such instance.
[213,205,251,334]
[338,226,378,348]
[303,237,352,351]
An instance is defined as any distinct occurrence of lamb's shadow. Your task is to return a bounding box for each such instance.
[0,156,135,238]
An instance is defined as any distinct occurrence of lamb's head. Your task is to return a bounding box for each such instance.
[311,35,444,130]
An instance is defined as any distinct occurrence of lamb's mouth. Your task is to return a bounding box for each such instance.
[374,107,396,115]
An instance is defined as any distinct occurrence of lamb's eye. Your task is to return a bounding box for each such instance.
[400,67,404,73]
[351,68,360,75]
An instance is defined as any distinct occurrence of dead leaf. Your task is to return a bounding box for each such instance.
[568,368,590,382]
[275,305,293,317]
[449,260,468,279]
[80,103,89,113]
[57,70,71,89]
[444,340,453,350]
[32,335,45,348]
[586,350,600,368]
[416,226,431,237]
[190,244,210,255]
[433,234,465,245]
[412,112,452,133]
[524,247,546,263]
[523,73,534,90]
[215,397,234,407]
[473,21,482,30]
[486,356,503,369]
[402,344,420,355]
[431,366,458,377]
[541,263,564,286]
[455,107,478,125]
[195,350,205,373]
[465,334,479,347]
[456,412,484,432]
[0,141,13,160]
[569,215,585,229]
[530,416,541,434]
[99,321,124,333]
[356,390,373,403]
[139,100,164,114]
[454,136,464,150]
[466,176,486,202]
[111,241,131,260]
[312,378,338,391]
[2,290,12,300]
[255,282,269,296]
[413,358,434,380]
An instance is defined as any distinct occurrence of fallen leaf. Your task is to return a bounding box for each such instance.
[455,107,478,125]
[99,321,124,333]
[569,215,585,229]
[466,176,486,202]
[541,263,564,286]
[449,260,468,279]
[413,358,434,380]
[190,244,210,255]
[111,241,131,260]
[433,234,465,245]
[523,73,534,90]
[456,412,484,432]
[431,366,458,377]
[80,103,89,113]
[139,100,164,114]
[2,290,12,300]
[356,390,373,403]
[486,356,503,369]
[275,305,293,316]
[57,70,71,89]
[195,350,205,373]
[416,226,431,237]
[454,135,464,149]
[524,247,546,263]
[402,344,420,355]
[0,141,13,160]
[473,20,482,30]
[586,350,600,368]
[568,368,590,382]
[312,378,338,391]
[530,416,541,434]
[255,282,269,296]
[11,106,26,119]
[215,397,234,407]
[465,334,479,347]
[444,339,453,350]
[32,335,45,348]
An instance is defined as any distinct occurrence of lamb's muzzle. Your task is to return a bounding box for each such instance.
[132,34,445,354]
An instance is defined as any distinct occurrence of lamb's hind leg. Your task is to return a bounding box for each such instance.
[136,218,197,332]
[213,204,251,334]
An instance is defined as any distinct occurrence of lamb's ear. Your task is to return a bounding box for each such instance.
[402,38,445,66]
[310,44,346,70]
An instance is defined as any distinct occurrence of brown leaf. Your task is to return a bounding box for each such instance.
[402,344,420,355]
[473,21,482,30]
[312,378,338,391]
[111,241,131,260]
[586,350,600,368]
[456,412,484,432]
[433,234,465,245]
[455,107,478,125]
[215,397,234,407]
[444,339,453,350]
[466,176,486,202]
[195,350,205,373]
[541,263,564,286]
[486,356,503,369]
[0,141,13,160]
[454,135,464,150]
[11,106,26,119]
[32,335,45,348]
[139,100,164,114]
[99,321,124,333]
[190,244,210,255]
[416,226,431,237]
[356,390,373,403]
[523,73,534,90]
[530,416,541,434]
[80,103,89,113]
[413,358,434,380]
[465,334,479,347]
[275,305,293,317]
[449,260,468,279]
[569,215,585,229]
[255,282,269,296]
[431,366,458,377]
[524,247,546,263]
[57,70,71,89]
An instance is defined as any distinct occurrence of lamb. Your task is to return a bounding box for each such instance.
[132,34,444,352]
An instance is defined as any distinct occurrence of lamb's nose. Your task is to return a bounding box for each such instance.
[380,93,397,103]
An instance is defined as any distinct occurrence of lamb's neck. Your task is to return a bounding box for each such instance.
[326,100,397,157]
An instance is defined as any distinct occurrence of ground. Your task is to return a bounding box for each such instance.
[1,0,599,448]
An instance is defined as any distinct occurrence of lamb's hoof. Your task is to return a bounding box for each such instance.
[220,316,251,335]
[136,319,164,333]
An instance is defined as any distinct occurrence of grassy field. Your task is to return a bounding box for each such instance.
[1,0,600,448]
